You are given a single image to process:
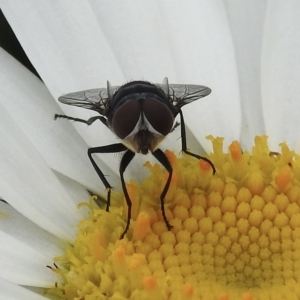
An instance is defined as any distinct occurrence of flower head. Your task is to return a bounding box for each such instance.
[46,137,300,299]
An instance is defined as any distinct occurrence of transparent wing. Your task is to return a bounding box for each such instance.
[58,86,119,115]
[156,80,211,109]
[58,81,211,114]
[166,84,211,109]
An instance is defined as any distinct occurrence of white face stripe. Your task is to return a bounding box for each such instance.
[120,112,166,153]
[124,112,163,139]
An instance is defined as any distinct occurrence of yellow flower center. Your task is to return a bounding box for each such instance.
[47,136,300,300]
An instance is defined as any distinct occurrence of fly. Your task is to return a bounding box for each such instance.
[55,78,216,238]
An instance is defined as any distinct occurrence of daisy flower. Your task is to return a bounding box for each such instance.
[1,1,300,299]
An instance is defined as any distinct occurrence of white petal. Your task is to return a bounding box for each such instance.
[0,230,58,287]
[89,1,176,82]
[54,171,90,217]
[90,1,243,151]
[261,0,300,150]
[3,2,240,179]
[0,278,48,300]
[2,2,241,147]
[1,2,128,175]
[224,0,268,149]
[0,202,65,259]
[156,1,242,150]
[1,1,124,97]
[0,106,83,241]
[54,172,90,206]
[0,202,62,286]
[0,49,120,194]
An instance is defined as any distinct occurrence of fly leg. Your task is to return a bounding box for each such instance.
[54,114,107,126]
[178,109,216,174]
[88,143,127,213]
[88,145,136,239]
[152,148,173,231]
[119,150,136,239]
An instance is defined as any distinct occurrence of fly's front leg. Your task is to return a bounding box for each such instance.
[152,148,173,231]
[119,150,136,239]
[54,114,107,126]
[88,143,127,212]
[178,109,216,174]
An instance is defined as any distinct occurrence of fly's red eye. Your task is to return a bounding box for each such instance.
[112,100,140,139]
[143,99,174,135]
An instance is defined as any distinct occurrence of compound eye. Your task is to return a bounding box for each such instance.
[112,100,140,139]
[143,99,174,135]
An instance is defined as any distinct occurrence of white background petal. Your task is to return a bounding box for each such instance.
[0,49,121,194]
[261,0,300,151]
[0,1,124,96]
[0,0,127,176]
[90,1,176,82]
[0,202,65,258]
[1,1,242,153]
[0,202,63,286]
[54,172,90,210]
[224,0,267,149]
[156,1,241,150]
[0,106,84,241]
[0,230,59,287]
[1,1,244,186]
[0,278,48,300]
